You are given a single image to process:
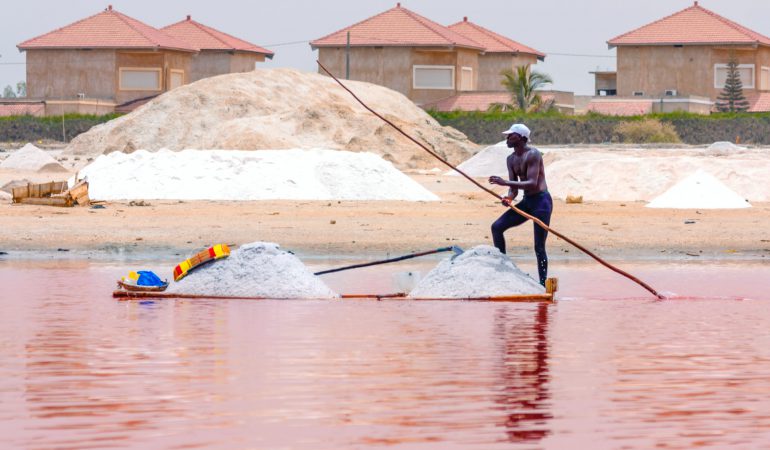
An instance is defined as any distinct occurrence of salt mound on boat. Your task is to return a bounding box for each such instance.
[708,141,746,151]
[64,68,476,170]
[167,242,338,298]
[408,245,544,298]
[0,143,67,172]
[646,169,751,209]
[72,148,438,201]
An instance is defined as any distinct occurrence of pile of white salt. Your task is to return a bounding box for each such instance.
[0,143,67,172]
[167,241,337,298]
[408,245,544,298]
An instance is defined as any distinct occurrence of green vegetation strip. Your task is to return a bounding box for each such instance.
[0,113,121,143]
[428,110,770,145]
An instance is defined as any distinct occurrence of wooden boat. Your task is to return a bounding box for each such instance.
[113,278,558,303]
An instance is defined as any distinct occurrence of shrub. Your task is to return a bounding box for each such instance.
[613,119,681,143]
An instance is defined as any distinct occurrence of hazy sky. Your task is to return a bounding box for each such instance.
[1,0,767,95]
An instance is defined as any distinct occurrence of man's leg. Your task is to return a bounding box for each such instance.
[531,194,553,285]
[491,208,527,254]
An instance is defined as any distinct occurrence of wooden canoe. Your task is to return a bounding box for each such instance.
[113,292,554,303]
[114,279,557,303]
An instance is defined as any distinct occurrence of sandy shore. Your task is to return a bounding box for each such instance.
[1,173,768,261]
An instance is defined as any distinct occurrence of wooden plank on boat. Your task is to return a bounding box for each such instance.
[113,291,271,300]
[113,291,553,302]
[113,279,558,302]
[408,293,553,302]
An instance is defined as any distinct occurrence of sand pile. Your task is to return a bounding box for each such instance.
[544,148,770,202]
[72,148,438,201]
[646,170,751,209]
[0,143,67,172]
[167,241,337,298]
[408,245,544,298]
[64,68,477,170]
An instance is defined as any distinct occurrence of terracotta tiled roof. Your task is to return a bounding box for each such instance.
[17,6,197,52]
[587,100,653,116]
[163,16,273,58]
[311,4,483,50]
[448,18,545,59]
[608,2,770,47]
[0,103,45,117]
[746,93,770,112]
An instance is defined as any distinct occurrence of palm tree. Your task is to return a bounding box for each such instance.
[493,65,553,112]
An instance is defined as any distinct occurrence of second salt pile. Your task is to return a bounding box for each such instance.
[0,143,67,172]
[167,241,338,298]
[408,245,544,298]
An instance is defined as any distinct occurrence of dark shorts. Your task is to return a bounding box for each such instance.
[491,191,553,284]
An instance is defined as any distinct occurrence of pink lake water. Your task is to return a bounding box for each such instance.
[1,257,769,449]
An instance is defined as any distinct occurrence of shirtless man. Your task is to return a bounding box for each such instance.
[488,123,553,286]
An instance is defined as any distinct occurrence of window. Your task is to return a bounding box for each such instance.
[119,67,162,91]
[169,70,184,90]
[714,64,755,89]
[413,65,454,89]
[460,67,473,91]
[762,67,770,91]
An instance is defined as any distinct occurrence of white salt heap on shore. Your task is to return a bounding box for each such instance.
[64,68,476,170]
[167,241,338,298]
[544,148,770,202]
[0,143,67,172]
[72,148,438,201]
[408,245,544,298]
[646,170,751,209]
[449,140,510,177]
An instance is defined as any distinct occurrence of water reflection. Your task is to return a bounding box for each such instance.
[3,260,770,449]
[495,303,552,443]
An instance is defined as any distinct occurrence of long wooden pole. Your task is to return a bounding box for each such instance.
[316,60,663,299]
[314,246,459,275]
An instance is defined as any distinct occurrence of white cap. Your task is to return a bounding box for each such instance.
[502,123,531,139]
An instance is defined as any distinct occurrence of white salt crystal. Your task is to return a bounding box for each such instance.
[167,242,338,298]
[646,169,751,209]
[72,148,438,201]
[409,245,544,298]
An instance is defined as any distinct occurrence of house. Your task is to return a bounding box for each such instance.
[589,1,770,115]
[162,16,274,83]
[14,6,273,116]
[310,3,549,110]
[447,17,544,92]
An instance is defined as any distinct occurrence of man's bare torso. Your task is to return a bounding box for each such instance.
[507,147,548,196]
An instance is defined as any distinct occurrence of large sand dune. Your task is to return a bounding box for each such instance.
[64,68,477,170]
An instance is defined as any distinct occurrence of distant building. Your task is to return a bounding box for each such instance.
[162,16,273,83]
[12,6,272,116]
[447,17,544,92]
[311,3,557,111]
[589,1,770,115]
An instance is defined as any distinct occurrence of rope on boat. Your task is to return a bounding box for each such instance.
[316,60,663,299]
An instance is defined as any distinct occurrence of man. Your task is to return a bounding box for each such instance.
[488,123,553,286]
